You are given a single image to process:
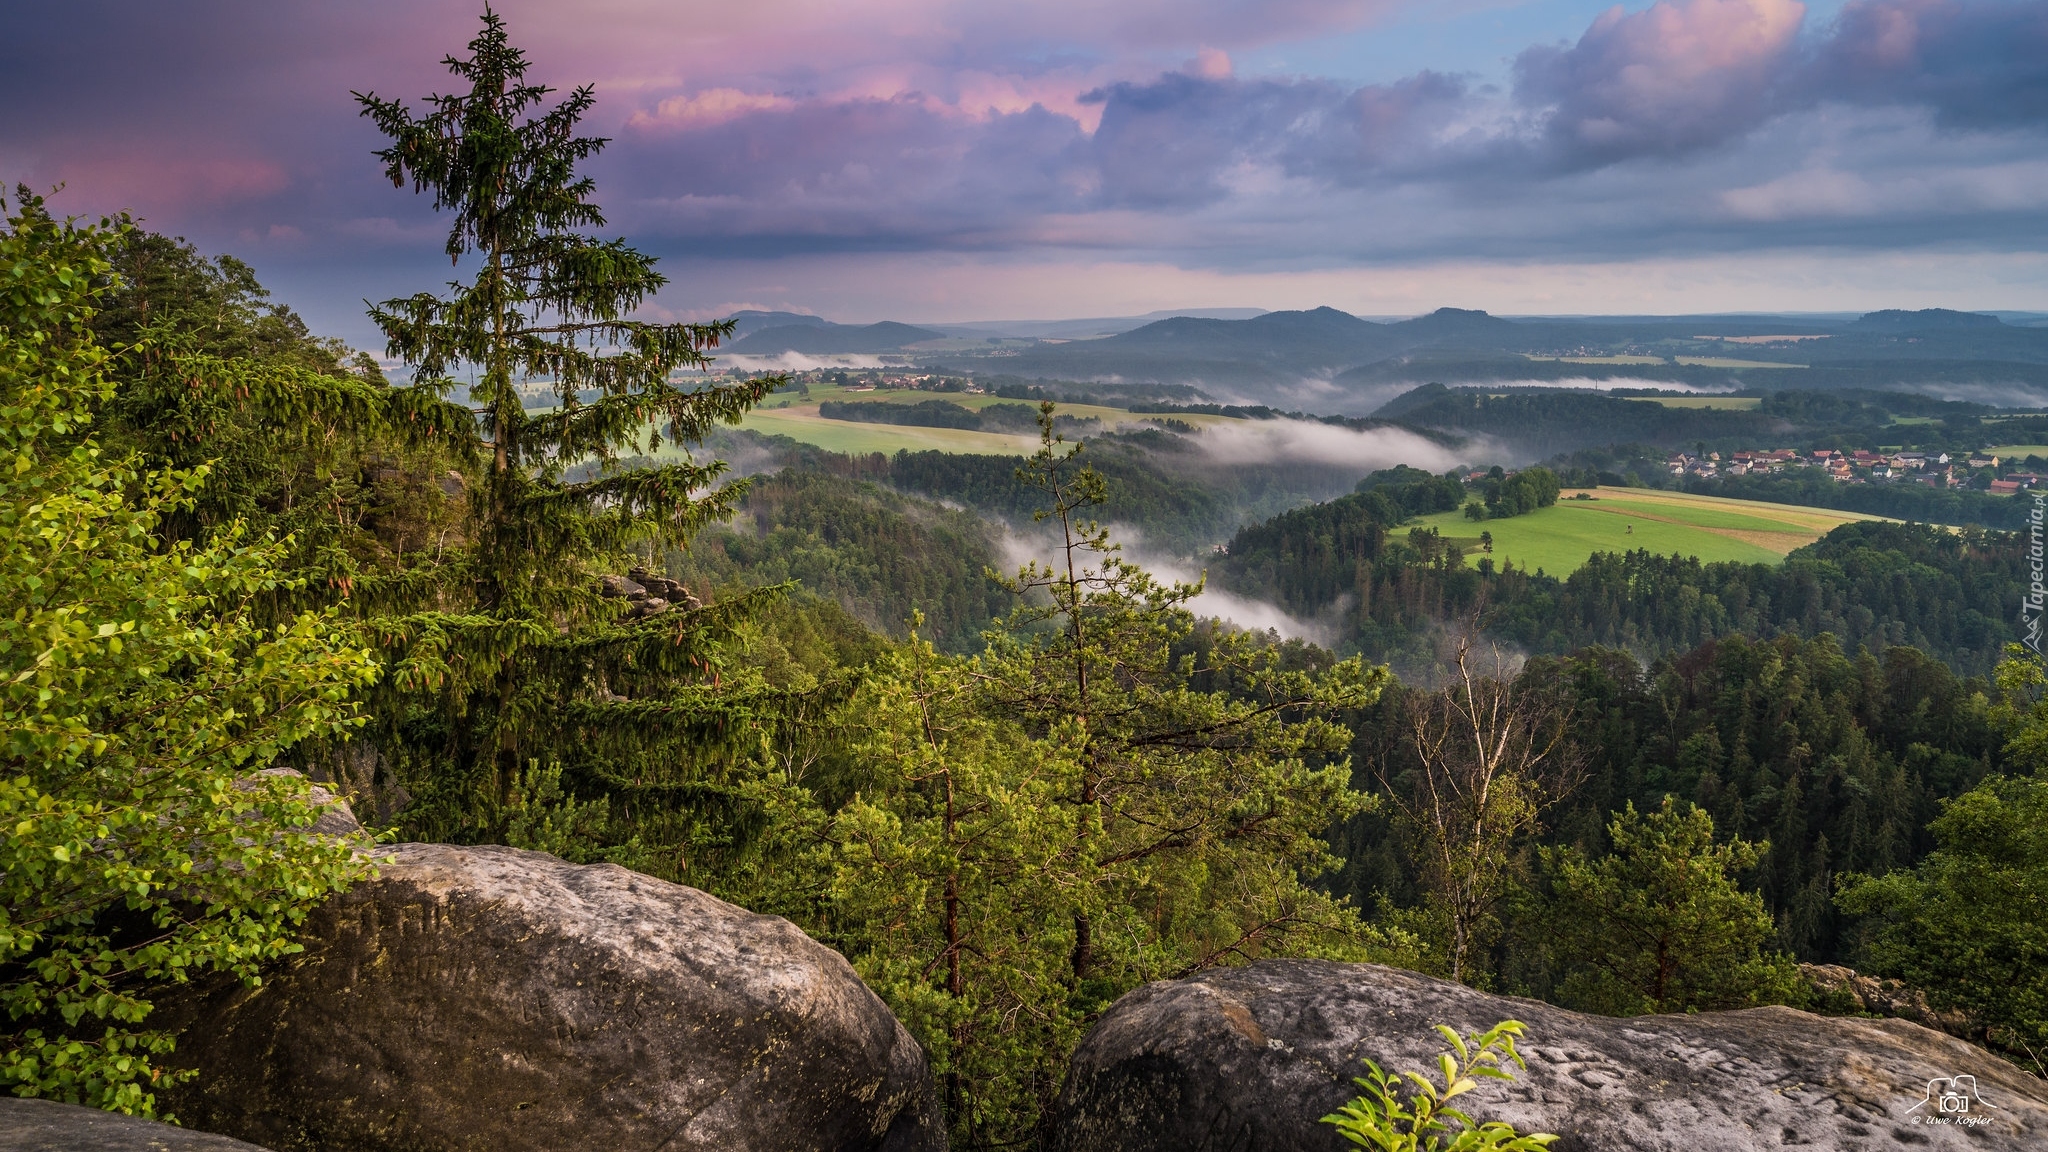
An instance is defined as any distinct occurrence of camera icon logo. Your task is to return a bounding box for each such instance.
[1906,1075,1997,1119]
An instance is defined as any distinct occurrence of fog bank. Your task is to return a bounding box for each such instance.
[1195,419,1474,472]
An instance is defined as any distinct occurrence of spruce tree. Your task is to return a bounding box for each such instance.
[353,11,780,851]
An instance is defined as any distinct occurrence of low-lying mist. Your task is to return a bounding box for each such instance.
[722,352,893,372]
[1193,418,1481,472]
[1462,377,1731,393]
[1900,381,2048,408]
[998,525,1338,649]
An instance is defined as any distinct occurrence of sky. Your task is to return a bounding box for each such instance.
[5,0,2048,346]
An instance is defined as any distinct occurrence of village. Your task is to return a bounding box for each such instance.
[1665,446,2042,493]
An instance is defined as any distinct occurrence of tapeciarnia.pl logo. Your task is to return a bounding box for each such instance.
[2026,493,2046,655]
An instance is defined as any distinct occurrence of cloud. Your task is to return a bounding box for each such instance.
[1805,0,2048,128]
[1718,157,2048,221]
[628,89,797,128]
[575,0,2048,268]
[9,0,2048,336]
[1515,0,1806,167]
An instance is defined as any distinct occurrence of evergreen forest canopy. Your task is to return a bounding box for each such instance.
[3,12,2047,1148]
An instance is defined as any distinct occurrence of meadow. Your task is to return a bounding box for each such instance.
[1408,487,1882,576]
[737,382,1239,455]
[1672,355,1807,369]
[1522,353,1665,365]
[1625,395,1763,410]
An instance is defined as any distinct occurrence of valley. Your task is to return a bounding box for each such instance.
[16,6,2048,1146]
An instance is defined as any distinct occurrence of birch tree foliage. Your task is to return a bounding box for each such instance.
[0,196,375,1116]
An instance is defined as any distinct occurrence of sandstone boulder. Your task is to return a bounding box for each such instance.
[1049,960,2048,1151]
[1800,962,1977,1039]
[0,1097,273,1152]
[598,573,646,600]
[161,843,941,1152]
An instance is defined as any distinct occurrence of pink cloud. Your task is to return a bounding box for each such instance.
[628,89,798,129]
[1519,0,1806,162]
[27,153,292,220]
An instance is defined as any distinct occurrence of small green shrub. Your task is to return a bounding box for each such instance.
[1321,1020,1558,1152]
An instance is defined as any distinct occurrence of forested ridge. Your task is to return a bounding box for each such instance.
[6,13,2047,1145]
[669,469,1010,650]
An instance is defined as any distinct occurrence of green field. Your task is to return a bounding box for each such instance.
[1673,356,1806,369]
[739,407,1044,455]
[1626,395,1761,410]
[734,384,1235,456]
[1408,488,1880,576]
[1988,445,2048,459]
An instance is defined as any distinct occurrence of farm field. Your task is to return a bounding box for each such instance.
[1673,355,1806,369]
[739,406,1043,455]
[1408,488,1883,576]
[1987,445,2048,459]
[1626,395,1762,410]
[735,383,1239,455]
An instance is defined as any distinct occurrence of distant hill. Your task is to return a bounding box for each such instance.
[726,320,945,355]
[1387,307,1522,341]
[931,308,1267,340]
[974,305,1562,398]
[980,306,1397,390]
[728,304,2048,408]
[725,310,832,339]
[1853,309,2003,331]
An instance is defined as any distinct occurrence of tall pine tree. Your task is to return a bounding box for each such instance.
[353,11,783,856]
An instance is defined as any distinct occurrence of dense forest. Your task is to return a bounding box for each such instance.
[1215,471,2024,676]
[669,469,1010,651]
[1374,384,1998,459]
[1330,636,2003,981]
[5,15,2046,1147]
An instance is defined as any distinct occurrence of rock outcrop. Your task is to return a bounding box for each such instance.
[1050,960,2048,1151]
[161,843,942,1152]
[1800,962,1978,1039]
[236,767,364,837]
[0,1097,273,1152]
[599,568,702,618]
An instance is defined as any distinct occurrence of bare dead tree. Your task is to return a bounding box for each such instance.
[1381,632,1585,983]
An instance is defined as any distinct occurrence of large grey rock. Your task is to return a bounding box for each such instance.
[0,1097,272,1151]
[1800,962,1976,1040]
[160,843,941,1152]
[1049,960,2048,1151]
